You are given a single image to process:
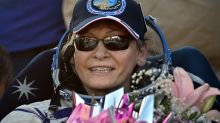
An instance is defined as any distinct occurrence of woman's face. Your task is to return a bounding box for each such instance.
[70,20,147,96]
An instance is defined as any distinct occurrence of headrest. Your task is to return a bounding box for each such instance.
[0,49,55,119]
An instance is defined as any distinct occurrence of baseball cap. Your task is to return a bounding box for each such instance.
[69,0,147,41]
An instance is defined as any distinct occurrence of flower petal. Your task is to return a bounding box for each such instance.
[205,110,220,122]
[173,67,194,99]
[200,87,220,104]
[171,80,179,98]
[198,87,220,110]
[184,84,209,110]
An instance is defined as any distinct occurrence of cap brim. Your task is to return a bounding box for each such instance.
[72,16,139,40]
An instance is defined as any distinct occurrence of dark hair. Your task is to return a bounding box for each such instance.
[0,46,13,88]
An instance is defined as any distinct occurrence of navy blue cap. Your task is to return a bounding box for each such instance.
[70,0,147,41]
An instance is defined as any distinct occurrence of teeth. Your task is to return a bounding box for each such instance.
[90,67,113,72]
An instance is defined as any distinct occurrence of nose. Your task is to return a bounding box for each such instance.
[93,41,110,60]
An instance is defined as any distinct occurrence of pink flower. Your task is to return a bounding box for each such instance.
[162,112,173,123]
[171,67,220,111]
[67,103,91,123]
[205,110,220,122]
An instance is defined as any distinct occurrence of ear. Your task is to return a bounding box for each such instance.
[137,44,148,66]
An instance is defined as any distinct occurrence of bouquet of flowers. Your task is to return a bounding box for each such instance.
[67,67,220,123]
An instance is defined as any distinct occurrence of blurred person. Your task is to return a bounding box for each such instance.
[0,46,13,98]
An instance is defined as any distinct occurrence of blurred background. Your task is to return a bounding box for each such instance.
[141,0,220,80]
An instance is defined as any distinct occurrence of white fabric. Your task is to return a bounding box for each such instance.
[1,99,71,123]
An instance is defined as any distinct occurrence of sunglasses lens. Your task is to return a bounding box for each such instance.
[74,37,97,51]
[74,36,130,51]
[104,36,129,51]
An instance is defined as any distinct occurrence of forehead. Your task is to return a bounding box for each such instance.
[78,19,132,36]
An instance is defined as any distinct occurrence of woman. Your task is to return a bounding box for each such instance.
[1,0,149,122]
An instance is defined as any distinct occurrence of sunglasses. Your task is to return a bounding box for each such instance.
[73,35,132,51]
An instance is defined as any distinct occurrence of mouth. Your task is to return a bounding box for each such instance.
[89,66,114,73]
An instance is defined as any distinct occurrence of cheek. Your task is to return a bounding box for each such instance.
[126,45,140,65]
[71,51,88,76]
[126,54,138,69]
[73,52,87,69]
[116,48,139,73]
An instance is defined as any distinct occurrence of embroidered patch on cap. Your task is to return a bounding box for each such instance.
[87,0,126,15]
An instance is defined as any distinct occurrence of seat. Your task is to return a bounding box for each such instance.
[0,48,55,119]
[0,46,219,120]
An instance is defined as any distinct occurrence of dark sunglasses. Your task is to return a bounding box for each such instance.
[74,35,132,51]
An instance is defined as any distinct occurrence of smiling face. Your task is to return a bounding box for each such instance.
[70,20,148,96]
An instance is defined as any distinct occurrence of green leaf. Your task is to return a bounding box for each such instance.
[201,96,216,113]
[187,111,198,120]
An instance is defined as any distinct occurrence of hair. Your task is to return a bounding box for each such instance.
[0,46,13,89]
[144,26,163,56]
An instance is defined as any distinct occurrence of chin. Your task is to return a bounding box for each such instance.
[90,84,113,90]
[88,86,119,96]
